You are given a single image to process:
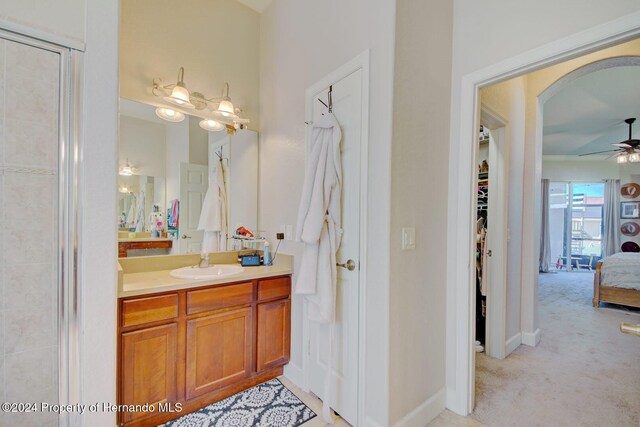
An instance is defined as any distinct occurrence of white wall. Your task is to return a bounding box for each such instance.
[388,0,453,424]
[448,0,640,414]
[0,0,85,44]
[119,0,260,129]
[82,0,119,425]
[259,1,395,425]
[119,116,167,177]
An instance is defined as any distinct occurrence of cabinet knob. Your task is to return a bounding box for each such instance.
[181,234,191,239]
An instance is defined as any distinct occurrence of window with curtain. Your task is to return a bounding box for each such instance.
[549,182,604,271]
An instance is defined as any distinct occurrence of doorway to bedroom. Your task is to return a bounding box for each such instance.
[469,37,640,426]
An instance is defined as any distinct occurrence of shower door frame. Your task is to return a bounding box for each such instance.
[0,27,84,427]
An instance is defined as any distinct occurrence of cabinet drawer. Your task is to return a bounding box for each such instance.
[121,294,179,328]
[187,282,253,315]
[258,277,291,301]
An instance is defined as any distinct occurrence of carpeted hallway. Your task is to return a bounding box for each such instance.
[471,272,640,427]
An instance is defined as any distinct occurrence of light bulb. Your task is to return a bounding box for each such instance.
[617,154,629,164]
[629,152,640,163]
[199,119,225,132]
[155,107,185,122]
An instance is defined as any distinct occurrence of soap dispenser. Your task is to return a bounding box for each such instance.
[263,241,272,266]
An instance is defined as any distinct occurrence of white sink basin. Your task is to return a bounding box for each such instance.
[169,264,245,280]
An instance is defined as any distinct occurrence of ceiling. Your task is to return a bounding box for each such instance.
[235,0,272,13]
[542,66,640,156]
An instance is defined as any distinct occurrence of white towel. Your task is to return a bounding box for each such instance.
[198,160,228,253]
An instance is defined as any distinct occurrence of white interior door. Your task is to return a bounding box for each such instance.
[179,162,208,254]
[306,69,362,425]
[485,126,508,360]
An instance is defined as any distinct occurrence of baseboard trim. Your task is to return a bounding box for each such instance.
[393,387,446,427]
[505,332,522,355]
[521,328,541,347]
[283,362,304,389]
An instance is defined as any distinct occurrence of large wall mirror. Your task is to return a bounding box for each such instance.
[117,99,258,257]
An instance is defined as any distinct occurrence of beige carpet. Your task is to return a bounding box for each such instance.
[472,272,640,427]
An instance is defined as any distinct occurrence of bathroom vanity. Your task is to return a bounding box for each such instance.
[117,253,292,427]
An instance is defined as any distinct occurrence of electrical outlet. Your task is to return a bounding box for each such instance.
[276,232,285,240]
[402,227,416,250]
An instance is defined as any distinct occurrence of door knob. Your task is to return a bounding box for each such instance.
[181,234,191,239]
[337,259,356,271]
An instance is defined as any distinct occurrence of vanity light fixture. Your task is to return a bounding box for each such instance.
[163,67,195,109]
[199,118,225,132]
[152,72,249,130]
[155,107,185,122]
[119,159,135,176]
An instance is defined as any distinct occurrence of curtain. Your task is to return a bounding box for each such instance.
[603,179,621,257]
[539,179,551,272]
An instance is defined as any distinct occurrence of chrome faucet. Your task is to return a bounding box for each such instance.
[198,254,210,268]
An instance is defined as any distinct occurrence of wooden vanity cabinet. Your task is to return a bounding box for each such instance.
[117,275,291,427]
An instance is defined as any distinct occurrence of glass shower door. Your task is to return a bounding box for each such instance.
[0,36,62,427]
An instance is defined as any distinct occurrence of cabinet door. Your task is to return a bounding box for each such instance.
[185,307,252,400]
[121,323,178,424]
[256,299,291,372]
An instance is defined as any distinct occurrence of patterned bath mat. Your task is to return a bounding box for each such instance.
[160,378,316,427]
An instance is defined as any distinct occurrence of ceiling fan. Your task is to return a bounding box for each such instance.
[580,117,640,163]
[580,118,640,163]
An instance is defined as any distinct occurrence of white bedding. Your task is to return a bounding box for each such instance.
[600,252,640,290]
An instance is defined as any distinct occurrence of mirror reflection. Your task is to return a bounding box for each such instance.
[117,99,258,258]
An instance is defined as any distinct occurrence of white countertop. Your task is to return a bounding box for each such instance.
[119,262,292,298]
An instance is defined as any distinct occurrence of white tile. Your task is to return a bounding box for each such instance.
[3,220,55,264]
[4,305,55,354]
[3,174,56,222]
[4,41,59,127]
[0,355,4,402]
[3,263,54,309]
[4,117,58,169]
[0,311,4,357]
[4,346,55,402]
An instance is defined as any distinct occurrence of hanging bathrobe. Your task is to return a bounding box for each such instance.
[295,111,342,423]
[125,195,136,229]
[134,190,145,232]
[198,159,228,253]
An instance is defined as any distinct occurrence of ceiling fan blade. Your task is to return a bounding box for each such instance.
[579,149,622,156]
[606,152,623,160]
[613,143,632,148]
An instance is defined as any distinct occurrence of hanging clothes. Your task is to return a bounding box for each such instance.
[125,194,136,229]
[295,111,342,423]
[198,159,228,253]
[134,190,145,232]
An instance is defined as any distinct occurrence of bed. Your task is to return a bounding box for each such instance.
[593,252,640,308]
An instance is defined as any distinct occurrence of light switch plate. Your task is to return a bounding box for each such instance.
[285,225,293,241]
[402,227,416,250]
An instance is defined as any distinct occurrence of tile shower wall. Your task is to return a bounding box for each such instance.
[0,38,60,427]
